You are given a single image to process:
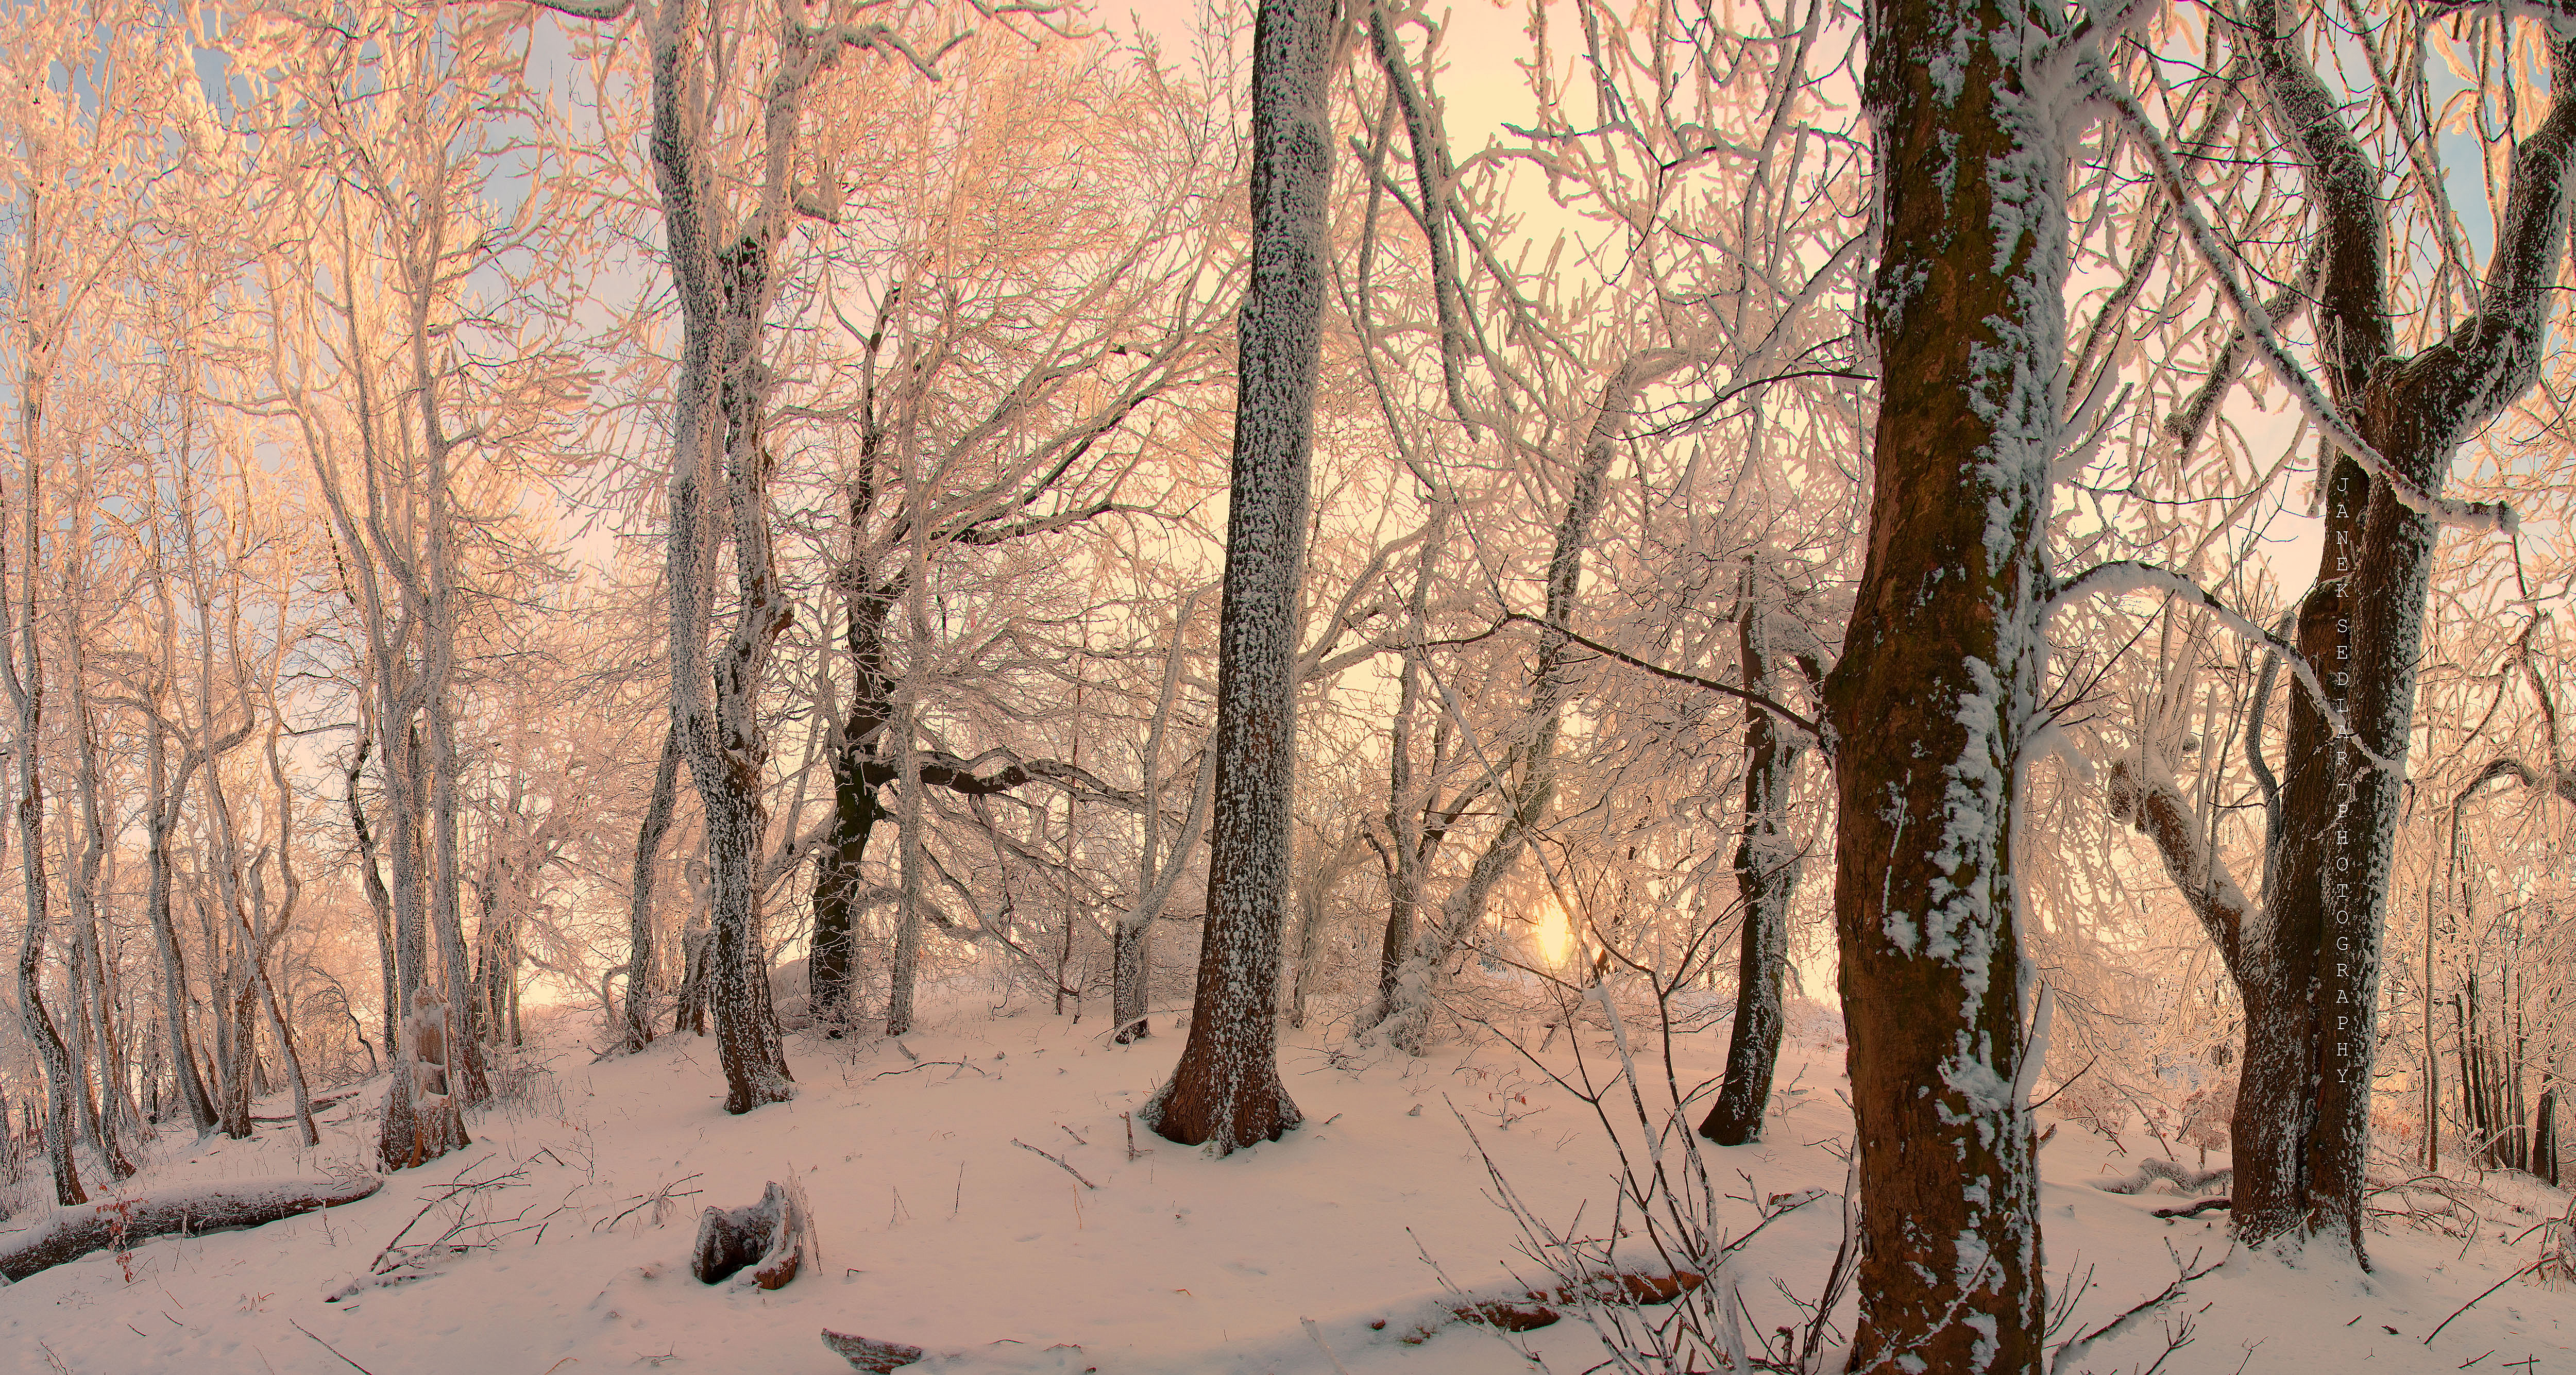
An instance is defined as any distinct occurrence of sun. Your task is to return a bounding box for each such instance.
[1533,897,1574,966]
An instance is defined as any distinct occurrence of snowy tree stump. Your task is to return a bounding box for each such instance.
[0,1174,382,1282]
[691,1178,812,1288]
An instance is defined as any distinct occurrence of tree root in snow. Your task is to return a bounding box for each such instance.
[0,1174,383,1282]
[2093,1159,2231,1196]
[814,1268,1707,1370]
[2151,1196,2231,1219]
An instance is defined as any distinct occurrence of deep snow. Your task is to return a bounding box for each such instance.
[4,996,2570,1373]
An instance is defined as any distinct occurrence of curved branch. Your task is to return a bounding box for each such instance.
[2046,560,2391,769]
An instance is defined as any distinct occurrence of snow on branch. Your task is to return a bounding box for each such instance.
[2083,54,2518,536]
[2104,756,2253,982]
[2045,560,2393,772]
[1443,612,1826,743]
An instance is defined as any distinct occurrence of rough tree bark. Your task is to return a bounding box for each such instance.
[1142,0,1338,1153]
[1823,0,2061,1356]
[2107,0,2576,1265]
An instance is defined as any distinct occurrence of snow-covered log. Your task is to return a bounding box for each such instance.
[2093,1160,2232,1196]
[0,1173,382,1282]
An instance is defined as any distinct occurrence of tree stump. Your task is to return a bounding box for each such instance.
[691,1178,811,1288]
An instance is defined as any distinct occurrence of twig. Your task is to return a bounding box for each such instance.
[597,1173,704,1232]
[2425,1262,2540,1345]
[869,1060,986,1081]
[2049,1246,2220,1372]
[292,1319,380,1374]
[1011,1138,1098,1189]
[1058,1123,1089,1147]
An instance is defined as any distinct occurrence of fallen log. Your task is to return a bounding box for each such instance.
[0,1174,383,1282]
[252,1091,355,1125]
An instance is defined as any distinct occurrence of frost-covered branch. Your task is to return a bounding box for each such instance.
[2044,560,2389,768]
[2104,758,2251,982]
[1446,612,1825,743]
[2083,52,2518,534]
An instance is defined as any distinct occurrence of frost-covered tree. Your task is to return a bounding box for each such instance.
[1825,0,2069,1357]
[1141,0,1340,1154]
[2097,0,2576,1262]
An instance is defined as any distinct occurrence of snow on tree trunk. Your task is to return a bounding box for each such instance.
[380,984,469,1172]
[2205,0,2576,1265]
[1141,0,1336,1153]
[1702,564,1804,1146]
[649,1,808,1114]
[1823,0,2062,1359]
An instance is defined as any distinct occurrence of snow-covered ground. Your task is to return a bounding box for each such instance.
[4,999,2570,1373]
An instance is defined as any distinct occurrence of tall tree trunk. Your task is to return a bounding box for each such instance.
[655,62,798,1110]
[5,462,86,1206]
[347,739,400,1063]
[1702,565,1805,1146]
[1142,0,1336,1153]
[144,719,217,1135]
[1824,0,2059,1357]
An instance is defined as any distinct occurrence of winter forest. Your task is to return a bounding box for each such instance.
[3,0,2576,1369]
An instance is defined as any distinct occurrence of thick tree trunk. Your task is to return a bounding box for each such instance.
[2221,0,2576,1263]
[1142,0,1336,1153]
[1823,0,2058,1358]
[1702,571,1804,1146]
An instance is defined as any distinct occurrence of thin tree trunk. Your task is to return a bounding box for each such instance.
[5,462,86,1206]
[144,719,217,1134]
[1702,565,1804,1146]
[1116,591,1208,1044]
[347,739,400,1062]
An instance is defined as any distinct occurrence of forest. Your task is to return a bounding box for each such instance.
[1,0,2573,1370]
